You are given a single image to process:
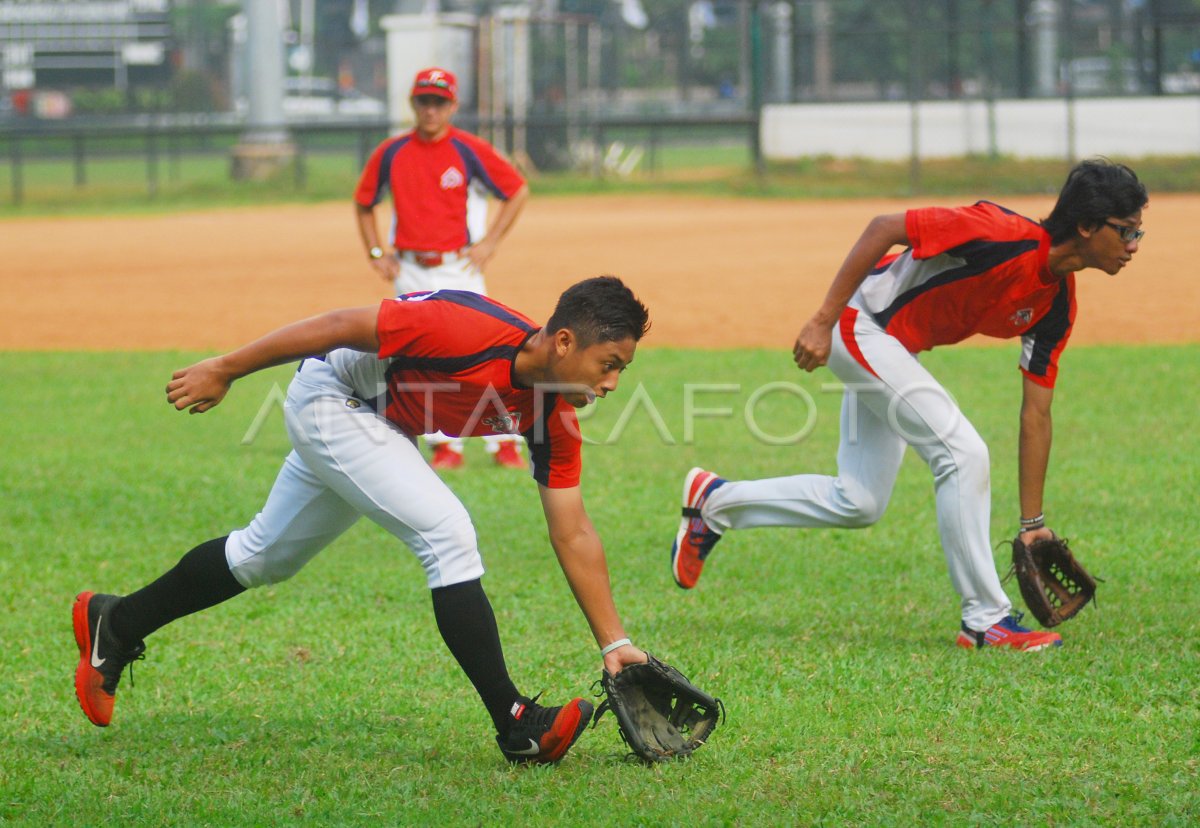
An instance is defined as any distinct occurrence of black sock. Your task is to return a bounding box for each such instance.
[110,536,246,645]
[430,579,521,737]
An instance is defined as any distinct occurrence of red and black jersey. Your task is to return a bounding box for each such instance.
[853,201,1076,387]
[328,291,581,488]
[353,126,525,252]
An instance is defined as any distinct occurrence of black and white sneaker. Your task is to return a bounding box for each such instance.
[72,591,145,727]
[495,695,593,765]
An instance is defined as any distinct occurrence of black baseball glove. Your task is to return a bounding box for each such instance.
[1008,535,1098,627]
[592,653,723,763]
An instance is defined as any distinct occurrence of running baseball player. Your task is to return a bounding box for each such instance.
[354,67,529,470]
[73,276,651,765]
[671,158,1147,651]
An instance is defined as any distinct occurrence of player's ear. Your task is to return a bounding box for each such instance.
[553,328,575,357]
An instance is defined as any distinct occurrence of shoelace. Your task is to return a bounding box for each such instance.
[687,520,718,554]
[998,611,1028,632]
[125,650,146,689]
[516,694,560,733]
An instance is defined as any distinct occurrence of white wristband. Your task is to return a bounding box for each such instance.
[600,638,631,657]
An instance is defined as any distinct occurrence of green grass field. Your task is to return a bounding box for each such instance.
[1,346,1197,825]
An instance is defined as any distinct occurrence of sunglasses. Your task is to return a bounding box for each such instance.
[416,78,452,91]
[1104,221,1145,243]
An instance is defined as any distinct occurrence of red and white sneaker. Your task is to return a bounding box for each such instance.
[493,442,525,470]
[430,444,464,470]
[496,696,594,765]
[956,613,1063,651]
[73,591,145,726]
[670,467,727,589]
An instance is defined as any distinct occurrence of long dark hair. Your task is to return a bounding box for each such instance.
[1042,158,1148,244]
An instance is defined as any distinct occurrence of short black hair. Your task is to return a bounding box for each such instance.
[545,276,650,347]
[1042,158,1148,244]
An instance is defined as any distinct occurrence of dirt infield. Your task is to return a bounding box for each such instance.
[3,193,1195,351]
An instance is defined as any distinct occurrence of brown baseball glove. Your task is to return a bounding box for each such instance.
[1008,535,1098,627]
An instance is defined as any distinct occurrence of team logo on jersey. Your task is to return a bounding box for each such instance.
[345,399,361,409]
[1009,308,1034,327]
[483,410,522,434]
[440,166,465,190]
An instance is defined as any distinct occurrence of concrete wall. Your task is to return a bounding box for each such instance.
[762,97,1200,160]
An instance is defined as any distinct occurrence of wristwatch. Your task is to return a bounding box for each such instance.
[368,246,385,260]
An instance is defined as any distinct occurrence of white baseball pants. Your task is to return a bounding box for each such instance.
[701,308,1012,631]
[393,255,518,456]
[225,359,485,590]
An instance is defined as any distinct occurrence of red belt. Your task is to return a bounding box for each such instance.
[400,248,468,268]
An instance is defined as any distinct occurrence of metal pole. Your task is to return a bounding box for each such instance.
[294,130,306,190]
[168,127,180,183]
[749,2,763,112]
[750,2,765,175]
[1063,0,1076,162]
[768,2,793,103]
[983,0,999,158]
[812,0,833,100]
[358,127,371,170]
[234,0,293,179]
[146,125,159,198]
[1016,0,1032,98]
[751,115,763,175]
[493,17,507,154]
[1150,0,1164,95]
[587,21,601,157]
[73,133,87,188]
[10,134,23,207]
[593,123,604,180]
[649,124,658,176]
[565,21,579,149]
[908,0,922,194]
[738,0,752,103]
[243,0,288,143]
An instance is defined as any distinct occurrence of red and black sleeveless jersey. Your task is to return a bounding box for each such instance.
[854,201,1076,387]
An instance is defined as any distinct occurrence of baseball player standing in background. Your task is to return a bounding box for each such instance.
[72,276,651,765]
[671,159,1147,652]
[354,67,530,471]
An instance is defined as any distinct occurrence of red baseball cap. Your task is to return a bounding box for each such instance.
[411,68,457,102]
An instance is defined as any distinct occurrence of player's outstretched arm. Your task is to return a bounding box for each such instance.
[166,306,381,414]
[1017,374,1056,543]
[538,484,647,674]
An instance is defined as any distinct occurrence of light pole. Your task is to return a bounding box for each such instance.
[232,0,295,180]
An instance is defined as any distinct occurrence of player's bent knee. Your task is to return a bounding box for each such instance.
[225,530,318,589]
[228,554,307,589]
[417,510,485,589]
[952,433,991,483]
[924,430,989,488]
[837,481,887,527]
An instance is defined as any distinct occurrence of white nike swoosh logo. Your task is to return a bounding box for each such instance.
[509,739,541,756]
[91,615,106,668]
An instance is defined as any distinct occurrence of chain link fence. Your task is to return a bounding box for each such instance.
[3,0,1200,206]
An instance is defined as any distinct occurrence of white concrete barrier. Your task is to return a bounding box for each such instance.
[762,97,1200,160]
